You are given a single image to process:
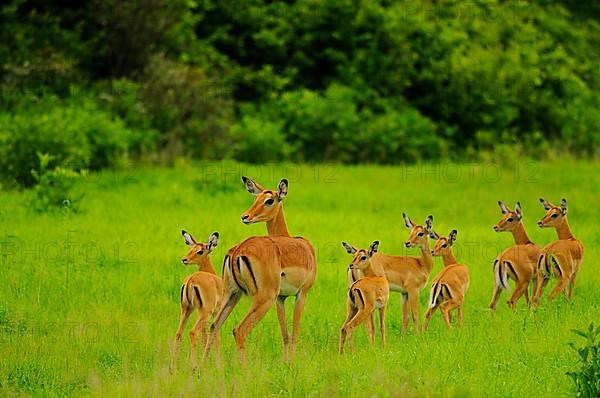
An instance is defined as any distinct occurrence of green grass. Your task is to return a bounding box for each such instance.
[1,160,599,397]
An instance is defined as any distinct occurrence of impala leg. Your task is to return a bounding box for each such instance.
[202,291,241,363]
[378,306,386,348]
[365,312,375,345]
[524,281,531,306]
[422,306,438,333]
[548,277,570,301]
[171,305,193,371]
[408,290,420,334]
[289,291,308,362]
[276,296,290,362]
[339,302,358,354]
[233,295,277,364]
[507,281,528,310]
[189,317,207,372]
[440,300,459,329]
[532,276,549,307]
[457,305,464,327]
[401,293,409,335]
[488,285,502,311]
[567,269,579,301]
[343,305,374,352]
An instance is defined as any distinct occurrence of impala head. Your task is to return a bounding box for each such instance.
[403,214,433,249]
[181,230,219,267]
[493,201,523,232]
[240,176,287,224]
[429,229,457,256]
[537,198,568,228]
[342,241,379,271]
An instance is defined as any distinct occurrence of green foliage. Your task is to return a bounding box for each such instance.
[30,152,84,212]
[567,323,600,397]
[0,101,135,186]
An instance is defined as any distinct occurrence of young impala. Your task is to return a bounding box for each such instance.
[342,242,375,343]
[339,241,389,353]
[422,230,470,331]
[532,198,584,306]
[172,231,222,371]
[489,201,541,310]
[204,178,317,363]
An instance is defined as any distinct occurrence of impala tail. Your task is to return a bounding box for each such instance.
[429,282,452,308]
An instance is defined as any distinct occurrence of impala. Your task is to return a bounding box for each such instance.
[489,201,541,310]
[532,198,584,306]
[342,242,375,343]
[423,230,470,331]
[204,178,317,363]
[172,231,222,371]
[339,241,389,353]
[377,213,435,334]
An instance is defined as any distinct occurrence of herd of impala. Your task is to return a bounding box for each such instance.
[171,177,584,370]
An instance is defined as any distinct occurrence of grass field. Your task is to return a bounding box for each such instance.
[1,160,599,397]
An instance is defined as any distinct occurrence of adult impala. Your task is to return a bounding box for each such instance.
[172,231,222,371]
[532,198,584,306]
[489,201,541,310]
[204,178,317,363]
[423,230,470,331]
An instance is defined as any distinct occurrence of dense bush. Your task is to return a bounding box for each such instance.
[0,0,599,180]
[0,101,136,186]
[567,323,600,397]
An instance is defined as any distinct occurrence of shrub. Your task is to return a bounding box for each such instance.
[0,101,135,187]
[566,323,600,397]
[229,115,291,163]
[30,152,84,212]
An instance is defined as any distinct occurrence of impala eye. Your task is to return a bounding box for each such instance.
[265,198,275,206]
[441,243,448,248]
[417,232,424,237]
[507,217,513,222]
[196,250,204,255]
[360,255,367,261]
[551,213,559,219]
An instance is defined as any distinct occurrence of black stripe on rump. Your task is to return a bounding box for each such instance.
[222,254,230,276]
[240,255,257,291]
[180,284,185,304]
[193,286,203,308]
[550,255,563,277]
[354,288,365,308]
[442,284,452,300]
[232,257,247,294]
[505,261,519,281]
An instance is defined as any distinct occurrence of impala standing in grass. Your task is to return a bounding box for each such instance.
[172,231,222,371]
[423,230,470,331]
[204,178,317,363]
[339,241,389,353]
[533,198,584,306]
[489,201,541,310]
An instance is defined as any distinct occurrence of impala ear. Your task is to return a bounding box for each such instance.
[448,229,458,245]
[425,215,433,233]
[429,230,440,240]
[368,241,379,257]
[515,202,523,220]
[277,179,288,200]
[207,232,219,253]
[341,242,357,255]
[539,198,552,211]
[403,213,414,229]
[498,201,509,214]
[560,198,567,215]
[182,230,196,247]
[242,176,264,195]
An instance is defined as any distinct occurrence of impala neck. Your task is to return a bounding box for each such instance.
[442,251,458,267]
[419,240,434,274]
[267,205,290,236]
[512,221,533,245]
[197,257,217,275]
[555,218,575,240]
[363,259,385,278]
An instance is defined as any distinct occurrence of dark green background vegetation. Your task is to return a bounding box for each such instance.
[1,0,599,187]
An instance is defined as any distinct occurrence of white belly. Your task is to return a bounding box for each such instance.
[389,284,407,294]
